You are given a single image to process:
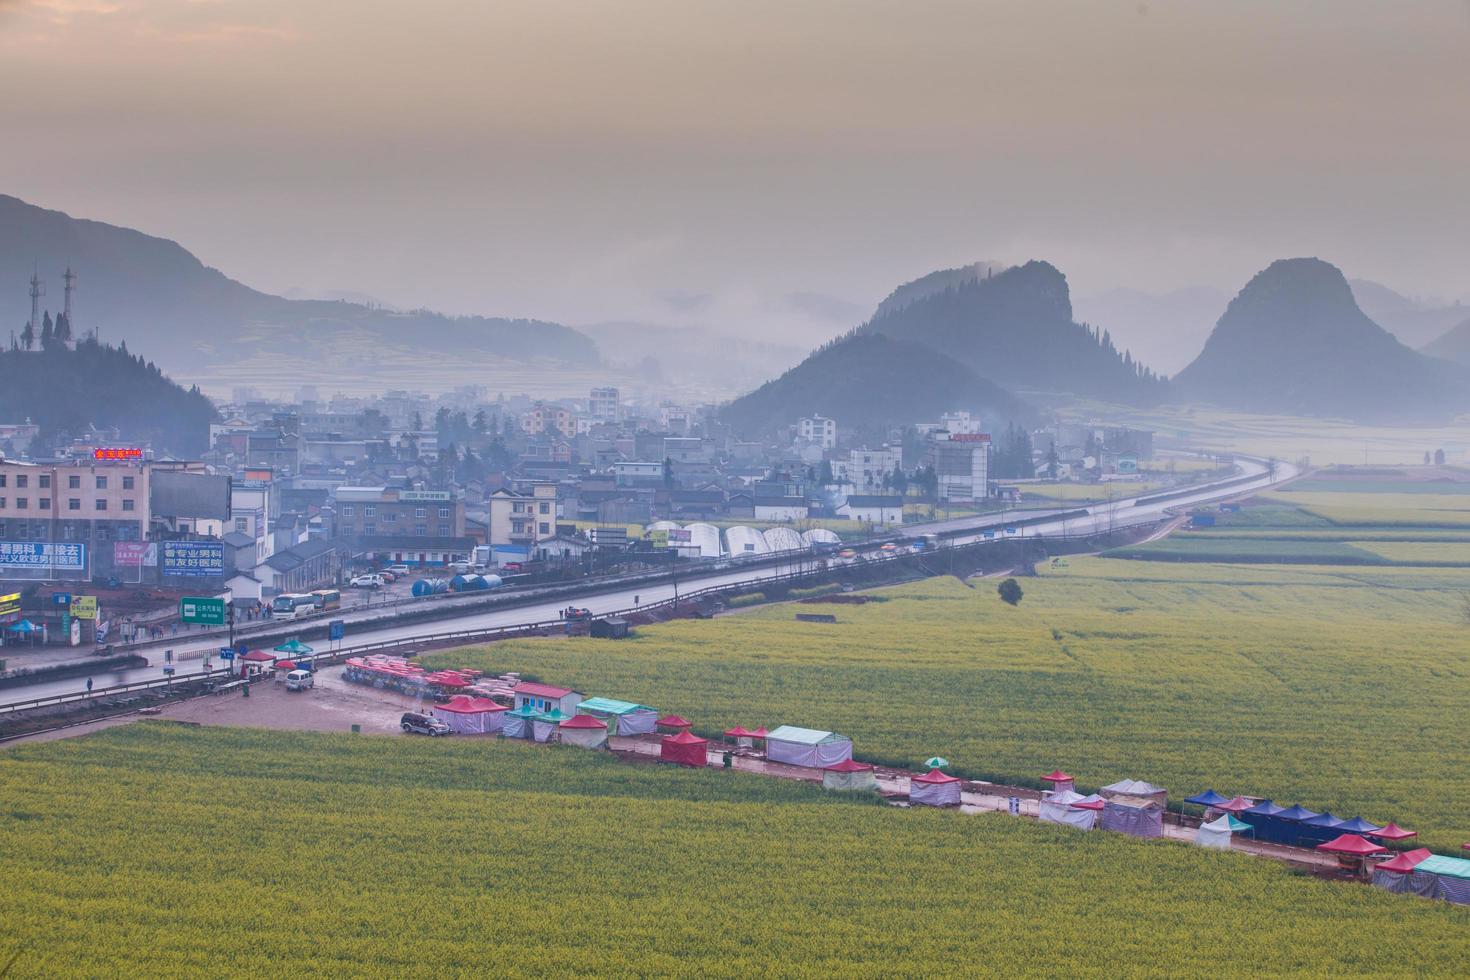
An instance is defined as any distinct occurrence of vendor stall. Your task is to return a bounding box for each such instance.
[577,697,659,736]
[532,708,571,743]
[909,768,962,807]
[1372,848,1433,894]
[1196,814,1252,850]
[660,729,709,767]
[822,759,878,793]
[431,695,509,735]
[558,714,609,749]
[501,705,540,739]
[1100,798,1165,838]
[764,726,853,768]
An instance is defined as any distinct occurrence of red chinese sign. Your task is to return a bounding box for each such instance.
[93,447,143,460]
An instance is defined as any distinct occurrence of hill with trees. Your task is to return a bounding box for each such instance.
[721,333,1033,438]
[1419,316,1470,367]
[0,338,217,456]
[0,195,599,378]
[1175,258,1470,421]
[858,261,1169,405]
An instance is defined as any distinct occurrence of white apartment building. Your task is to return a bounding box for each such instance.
[589,386,621,423]
[797,415,837,450]
[925,433,991,504]
[836,446,900,491]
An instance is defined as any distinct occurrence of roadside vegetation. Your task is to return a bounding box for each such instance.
[2,724,1466,976]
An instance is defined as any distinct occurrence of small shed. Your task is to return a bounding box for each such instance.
[532,708,571,743]
[432,695,509,735]
[909,768,962,807]
[1101,799,1165,838]
[822,759,877,793]
[1039,790,1099,831]
[578,697,659,736]
[1101,778,1168,807]
[501,705,540,739]
[589,617,630,639]
[512,681,583,716]
[1408,854,1470,905]
[660,730,709,767]
[765,726,853,768]
[558,714,609,750]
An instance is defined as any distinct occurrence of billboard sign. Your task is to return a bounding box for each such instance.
[400,490,451,502]
[667,528,692,545]
[93,447,144,460]
[329,620,345,641]
[161,541,225,577]
[180,596,227,626]
[114,542,158,567]
[0,592,19,617]
[649,529,668,548]
[0,541,86,572]
[70,595,98,619]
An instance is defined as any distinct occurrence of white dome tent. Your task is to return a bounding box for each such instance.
[724,526,770,557]
[801,528,842,548]
[762,527,806,554]
[683,523,724,559]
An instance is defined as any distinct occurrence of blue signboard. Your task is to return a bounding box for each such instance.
[219,647,236,661]
[329,620,345,641]
[52,592,73,605]
[161,540,225,577]
[0,541,86,571]
[983,530,996,539]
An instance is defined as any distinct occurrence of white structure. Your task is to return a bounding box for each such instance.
[838,495,904,525]
[659,404,693,435]
[725,525,771,557]
[797,415,837,450]
[684,522,724,559]
[762,527,806,553]
[840,447,901,491]
[822,760,879,792]
[909,769,963,806]
[801,528,841,548]
[925,433,991,503]
[1038,790,1100,831]
[558,714,609,749]
[231,480,274,562]
[765,726,853,767]
[431,696,508,734]
[589,386,620,423]
[753,498,809,521]
[1195,815,1234,850]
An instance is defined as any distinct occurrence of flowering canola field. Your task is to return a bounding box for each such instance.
[1,724,1466,976]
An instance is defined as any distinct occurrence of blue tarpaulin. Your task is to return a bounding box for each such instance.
[1185,789,1231,808]
[1335,816,1384,834]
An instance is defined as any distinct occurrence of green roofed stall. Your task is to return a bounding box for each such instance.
[576,697,660,736]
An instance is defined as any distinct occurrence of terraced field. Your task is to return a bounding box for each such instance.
[1,725,1466,976]
[431,559,1470,852]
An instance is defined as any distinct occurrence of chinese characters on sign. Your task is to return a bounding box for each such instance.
[0,542,87,571]
[160,541,225,577]
[92,447,143,460]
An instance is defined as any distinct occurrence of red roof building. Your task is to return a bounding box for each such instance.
[660,730,708,767]
[512,681,582,716]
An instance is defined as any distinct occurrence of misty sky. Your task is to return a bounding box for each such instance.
[1,0,1467,345]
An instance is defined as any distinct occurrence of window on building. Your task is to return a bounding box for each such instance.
[68,498,80,511]
[68,475,79,489]
[438,507,450,518]
[438,523,450,536]
[95,499,107,511]
[364,506,376,517]
[0,498,6,508]
[340,505,354,516]
[38,498,49,510]
[122,476,135,490]
[538,502,550,514]
[234,517,248,532]
[414,507,426,518]
[96,476,108,490]
[539,522,550,535]
[364,523,376,535]
[38,475,50,489]
[122,499,135,512]
[0,475,6,487]
[15,497,27,509]
[16,475,27,488]
[382,511,396,523]
[414,524,427,535]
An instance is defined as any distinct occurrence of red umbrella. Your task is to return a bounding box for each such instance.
[274,660,296,671]
[1369,822,1417,842]
[1316,834,1388,856]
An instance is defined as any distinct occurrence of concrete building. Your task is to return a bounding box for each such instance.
[0,457,153,581]
[520,402,576,440]
[925,433,991,504]
[230,479,275,563]
[332,487,465,541]
[589,386,621,423]
[486,483,558,557]
[838,495,905,525]
[797,415,837,450]
[840,447,900,491]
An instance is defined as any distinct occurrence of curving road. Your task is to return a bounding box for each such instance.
[1,455,1293,707]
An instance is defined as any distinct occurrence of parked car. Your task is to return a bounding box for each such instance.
[386,564,411,576]
[350,573,385,589]
[448,560,474,574]
[376,570,397,583]
[285,669,314,691]
[400,711,451,736]
[501,562,524,573]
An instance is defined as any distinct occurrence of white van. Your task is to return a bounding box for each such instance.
[285,669,314,691]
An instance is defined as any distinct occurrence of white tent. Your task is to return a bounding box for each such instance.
[1101,778,1168,802]
[1039,790,1099,831]
[762,527,806,553]
[430,696,508,735]
[684,523,724,559]
[909,769,963,806]
[822,759,879,793]
[725,526,770,557]
[802,528,842,548]
[765,725,853,767]
[1196,815,1234,850]
[558,714,609,749]
[647,520,682,531]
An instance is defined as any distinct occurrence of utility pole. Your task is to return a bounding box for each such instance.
[63,266,76,333]
[28,267,44,343]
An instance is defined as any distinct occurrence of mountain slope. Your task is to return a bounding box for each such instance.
[1420,316,1470,367]
[872,261,1008,319]
[0,195,598,376]
[0,339,217,456]
[1072,285,1229,376]
[859,260,1169,404]
[1175,258,1469,421]
[1349,278,1469,349]
[721,333,1033,436]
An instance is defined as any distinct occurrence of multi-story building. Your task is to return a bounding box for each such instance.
[486,483,558,559]
[797,415,837,450]
[659,404,693,435]
[838,446,900,491]
[925,433,991,503]
[520,402,576,440]
[331,485,470,568]
[589,386,621,424]
[0,456,153,581]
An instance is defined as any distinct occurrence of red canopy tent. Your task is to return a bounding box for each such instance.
[1374,848,1433,874]
[1070,794,1107,811]
[750,727,769,739]
[660,730,708,767]
[274,660,296,671]
[656,715,692,730]
[910,768,963,807]
[1370,822,1417,842]
[724,726,754,738]
[1040,769,1075,793]
[1216,796,1255,814]
[560,714,607,729]
[1317,834,1388,856]
[825,759,873,773]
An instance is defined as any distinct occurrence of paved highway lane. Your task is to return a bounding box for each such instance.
[1,456,1292,708]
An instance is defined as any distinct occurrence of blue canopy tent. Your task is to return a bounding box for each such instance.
[1184,789,1231,811]
[1243,800,1293,844]
[1297,812,1349,847]
[1273,805,1322,846]
[1336,816,1385,835]
[4,619,42,645]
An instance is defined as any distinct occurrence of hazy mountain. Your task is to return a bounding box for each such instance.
[0,338,216,456]
[1176,258,1469,421]
[578,320,807,395]
[0,195,599,379]
[872,261,1009,319]
[1420,316,1470,367]
[722,333,1032,437]
[1072,285,1229,376]
[1348,278,1470,349]
[858,260,1169,405]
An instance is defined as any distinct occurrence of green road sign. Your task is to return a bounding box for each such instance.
[180,596,227,626]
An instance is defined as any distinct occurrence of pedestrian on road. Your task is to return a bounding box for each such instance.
[86,677,93,693]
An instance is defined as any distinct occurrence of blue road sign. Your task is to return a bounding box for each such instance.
[220,648,236,661]
[329,620,345,641]
[52,592,73,605]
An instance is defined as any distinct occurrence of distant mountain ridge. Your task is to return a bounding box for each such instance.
[858,260,1169,405]
[1176,258,1469,422]
[0,194,599,377]
[872,261,1009,319]
[1348,277,1470,349]
[721,332,1033,436]
[1420,315,1470,367]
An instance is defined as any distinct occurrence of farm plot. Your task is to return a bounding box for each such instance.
[430,562,1470,852]
[1,724,1466,976]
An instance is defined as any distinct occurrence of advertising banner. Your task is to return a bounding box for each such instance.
[69,595,98,619]
[161,540,225,577]
[0,541,86,572]
[113,542,158,567]
[0,592,19,617]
